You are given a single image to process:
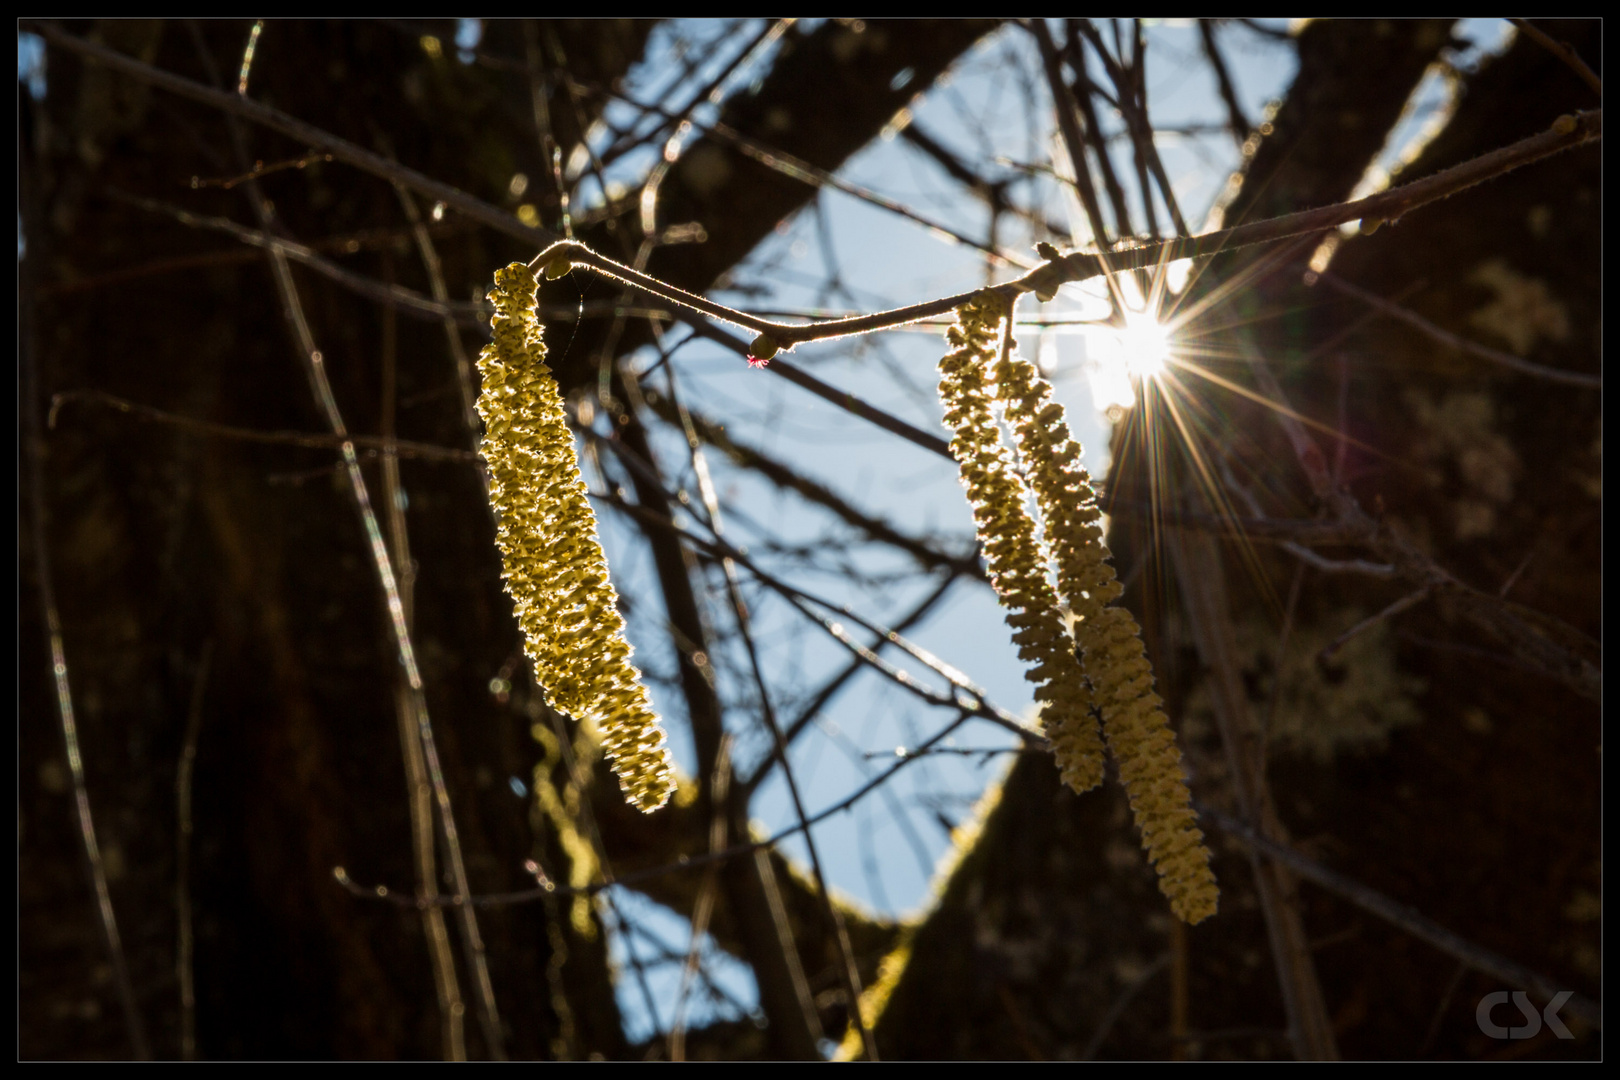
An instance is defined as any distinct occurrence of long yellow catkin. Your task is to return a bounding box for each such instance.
[994,329,1218,925]
[476,263,674,813]
[938,293,1105,794]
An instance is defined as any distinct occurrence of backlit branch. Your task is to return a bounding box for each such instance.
[526,109,1600,356]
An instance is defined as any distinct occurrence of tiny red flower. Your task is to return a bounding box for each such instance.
[746,354,770,369]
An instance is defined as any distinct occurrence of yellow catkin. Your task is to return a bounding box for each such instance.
[476,263,674,813]
[938,293,1104,794]
[996,341,1217,925]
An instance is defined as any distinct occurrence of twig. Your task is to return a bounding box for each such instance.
[547,49,1033,268]
[669,738,733,1062]
[1203,807,1601,1030]
[1080,20,1190,238]
[23,155,151,1061]
[1281,542,1396,579]
[1198,19,1252,148]
[674,316,953,460]
[235,19,262,96]
[1063,24,1136,243]
[1169,525,1340,1060]
[641,388,976,576]
[1509,19,1602,97]
[335,701,987,912]
[175,641,213,1061]
[583,445,1032,740]
[392,181,481,437]
[661,355,879,1061]
[1320,588,1432,661]
[50,389,481,464]
[112,190,490,326]
[638,21,791,247]
[1081,953,1169,1060]
[863,746,1023,760]
[755,571,965,792]
[1031,20,1113,248]
[189,148,331,190]
[378,291,467,1061]
[32,21,1600,363]
[1316,272,1599,389]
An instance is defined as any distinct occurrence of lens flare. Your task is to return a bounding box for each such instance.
[1119,309,1171,379]
[1085,306,1172,412]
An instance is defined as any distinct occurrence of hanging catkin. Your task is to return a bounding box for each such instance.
[938,292,1106,795]
[939,289,1216,924]
[476,263,674,813]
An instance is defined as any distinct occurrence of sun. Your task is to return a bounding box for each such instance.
[1080,301,1174,414]
[1117,307,1171,380]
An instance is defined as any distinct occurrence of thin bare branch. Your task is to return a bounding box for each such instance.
[1320,588,1433,661]
[1031,20,1114,247]
[50,390,481,464]
[23,176,151,1062]
[1198,19,1253,148]
[640,388,976,575]
[1204,807,1601,1030]
[1509,19,1602,97]
[1317,271,1600,388]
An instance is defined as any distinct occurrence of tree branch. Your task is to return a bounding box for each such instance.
[526,110,1601,353]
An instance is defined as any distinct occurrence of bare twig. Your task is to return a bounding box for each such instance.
[675,317,953,459]
[378,293,467,1061]
[175,641,213,1061]
[1509,19,1602,97]
[392,182,482,436]
[1320,588,1433,661]
[32,23,1599,353]
[23,145,151,1062]
[335,700,988,913]
[1080,953,1170,1060]
[1169,525,1340,1060]
[658,353,879,1059]
[1281,542,1396,579]
[583,438,1033,741]
[1031,20,1114,247]
[113,190,490,326]
[1062,23,1136,242]
[1316,272,1599,389]
[641,388,976,576]
[1204,807,1601,1030]
[669,738,732,1062]
[1198,19,1253,148]
[50,390,480,464]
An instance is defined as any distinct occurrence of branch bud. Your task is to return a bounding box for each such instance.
[748,333,781,362]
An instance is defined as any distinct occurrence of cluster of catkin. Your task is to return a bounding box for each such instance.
[476,263,675,813]
[939,292,1217,924]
